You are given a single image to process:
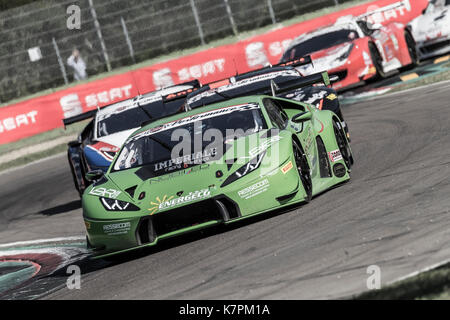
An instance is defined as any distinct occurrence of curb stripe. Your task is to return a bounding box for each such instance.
[400,73,419,82]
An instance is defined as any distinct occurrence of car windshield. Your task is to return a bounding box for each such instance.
[96,106,150,138]
[281,29,358,61]
[112,103,267,175]
[96,98,188,138]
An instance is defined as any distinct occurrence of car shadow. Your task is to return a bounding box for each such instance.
[37,200,81,216]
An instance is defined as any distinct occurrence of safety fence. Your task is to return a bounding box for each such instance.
[0,0,358,103]
[0,0,427,145]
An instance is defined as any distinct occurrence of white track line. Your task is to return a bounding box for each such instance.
[0,152,66,176]
[388,258,450,285]
[0,235,85,249]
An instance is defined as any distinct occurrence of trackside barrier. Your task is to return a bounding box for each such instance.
[0,0,427,145]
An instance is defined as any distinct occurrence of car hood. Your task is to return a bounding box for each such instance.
[409,8,450,43]
[105,130,286,211]
[296,42,353,75]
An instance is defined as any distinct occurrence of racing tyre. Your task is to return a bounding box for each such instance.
[404,30,419,69]
[368,42,386,79]
[334,108,350,142]
[293,139,312,202]
[68,152,83,197]
[333,119,353,170]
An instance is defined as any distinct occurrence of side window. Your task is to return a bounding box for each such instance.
[263,99,288,129]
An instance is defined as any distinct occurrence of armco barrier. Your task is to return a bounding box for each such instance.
[0,0,427,145]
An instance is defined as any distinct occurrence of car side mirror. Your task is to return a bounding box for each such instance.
[86,169,104,182]
[292,111,312,123]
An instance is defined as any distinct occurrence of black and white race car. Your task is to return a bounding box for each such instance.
[185,57,349,139]
[64,80,200,196]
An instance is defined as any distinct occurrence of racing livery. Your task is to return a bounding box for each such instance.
[408,0,450,59]
[82,91,353,258]
[65,80,201,196]
[280,12,418,90]
[186,57,349,139]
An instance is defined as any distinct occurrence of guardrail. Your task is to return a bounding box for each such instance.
[0,0,427,145]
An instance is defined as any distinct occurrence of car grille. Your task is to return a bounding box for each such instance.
[330,70,348,81]
[421,40,450,54]
[137,197,240,244]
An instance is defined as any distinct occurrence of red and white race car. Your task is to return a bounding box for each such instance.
[280,8,418,91]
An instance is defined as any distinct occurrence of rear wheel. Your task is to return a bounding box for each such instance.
[334,108,350,142]
[68,152,83,197]
[333,119,353,170]
[293,139,312,202]
[369,42,386,79]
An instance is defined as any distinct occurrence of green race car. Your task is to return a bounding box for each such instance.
[82,93,353,258]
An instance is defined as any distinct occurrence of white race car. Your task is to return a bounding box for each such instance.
[408,0,450,59]
[64,81,200,196]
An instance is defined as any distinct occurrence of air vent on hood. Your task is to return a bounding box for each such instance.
[125,185,137,198]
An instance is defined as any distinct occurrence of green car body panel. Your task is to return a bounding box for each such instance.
[82,94,353,258]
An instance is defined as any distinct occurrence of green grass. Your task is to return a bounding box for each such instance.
[0,143,68,172]
[355,263,450,300]
[0,120,88,156]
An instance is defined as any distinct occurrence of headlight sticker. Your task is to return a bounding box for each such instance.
[89,187,121,199]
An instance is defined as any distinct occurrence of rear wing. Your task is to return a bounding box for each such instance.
[63,79,202,128]
[273,55,313,69]
[357,0,410,21]
[63,109,98,127]
[161,79,201,103]
[186,70,331,110]
[200,55,313,91]
[271,71,331,95]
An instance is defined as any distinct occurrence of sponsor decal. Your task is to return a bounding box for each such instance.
[177,58,226,82]
[103,222,131,235]
[148,189,211,214]
[326,93,337,101]
[148,164,210,184]
[248,136,282,158]
[85,85,133,109]
[131,103,260,141]
[0,111,38,134]
[281,161,293,174]
[89,187,121,199]
[238,179,270,200]
[328,149,343,162]
[154,147,218,173]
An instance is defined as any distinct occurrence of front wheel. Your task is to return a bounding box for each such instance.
[404,30,419,69]
[369,42,386,79]
[333,119,353,170]
[293,139,312,202]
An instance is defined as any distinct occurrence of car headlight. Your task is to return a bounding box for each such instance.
[100,198,140,211]
[337,43,354,61]
[221,152,265,188]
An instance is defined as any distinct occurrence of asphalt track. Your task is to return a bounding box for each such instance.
[2,81,450,299]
